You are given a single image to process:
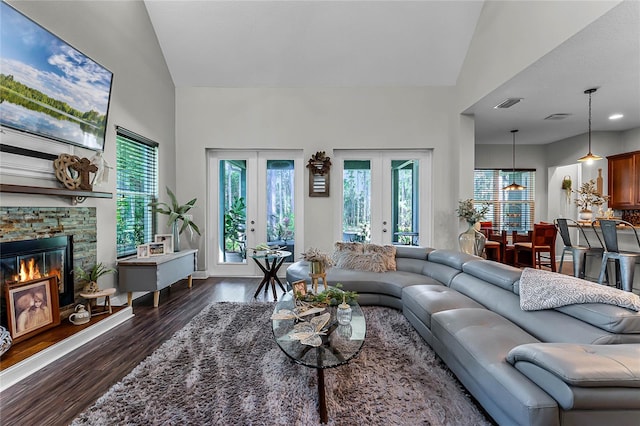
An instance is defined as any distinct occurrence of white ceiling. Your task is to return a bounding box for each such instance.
[144,0,640,145]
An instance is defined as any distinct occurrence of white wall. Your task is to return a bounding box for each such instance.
[1,1,175,297]
[175,87,458,271]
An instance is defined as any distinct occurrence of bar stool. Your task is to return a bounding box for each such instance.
[594,219,640,292]
[554,218,603,279]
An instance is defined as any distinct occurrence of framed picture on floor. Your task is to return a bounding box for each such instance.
[5,275,60,343]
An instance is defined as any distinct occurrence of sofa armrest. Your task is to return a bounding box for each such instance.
[507,343,640,387]
[507,343,640,410]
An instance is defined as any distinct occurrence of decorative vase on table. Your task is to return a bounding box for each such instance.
[458,222,486,256]
[309,261,325,274]
[172,221,181,252]
[578,210,593,222]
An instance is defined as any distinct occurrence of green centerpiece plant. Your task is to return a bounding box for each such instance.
[75,262,115,293]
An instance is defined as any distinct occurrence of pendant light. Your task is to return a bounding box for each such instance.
[577,88,602,163]
[503,129,525,191]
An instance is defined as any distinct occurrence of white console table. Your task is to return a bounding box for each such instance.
[117,249,197,307]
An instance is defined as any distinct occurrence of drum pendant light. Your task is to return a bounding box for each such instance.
[577,88,602,164]
[503,129,525,191]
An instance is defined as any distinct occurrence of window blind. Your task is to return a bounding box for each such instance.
[116,129,158,257]
[474,169,536,232]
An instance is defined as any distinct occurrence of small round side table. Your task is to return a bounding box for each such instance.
[79,287,116,317]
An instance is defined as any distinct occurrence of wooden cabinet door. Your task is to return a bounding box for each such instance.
[635,153,640,207]
[608,152,638,209]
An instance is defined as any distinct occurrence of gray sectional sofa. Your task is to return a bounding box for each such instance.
[285,245,640,426]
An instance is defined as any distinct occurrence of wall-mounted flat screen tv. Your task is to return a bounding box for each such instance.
[0,2,113,152]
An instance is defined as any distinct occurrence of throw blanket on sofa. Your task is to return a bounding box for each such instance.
[519,268,640,312]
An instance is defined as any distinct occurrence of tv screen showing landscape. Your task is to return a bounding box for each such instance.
[0,2,113,152]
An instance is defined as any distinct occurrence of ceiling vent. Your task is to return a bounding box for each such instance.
[494,98,523,109]
[544,113,572,120]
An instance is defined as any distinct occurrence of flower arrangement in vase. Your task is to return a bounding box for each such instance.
[573,179,609,221]
[456,199,489,256]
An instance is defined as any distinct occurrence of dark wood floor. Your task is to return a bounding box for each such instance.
[0,277,268,426]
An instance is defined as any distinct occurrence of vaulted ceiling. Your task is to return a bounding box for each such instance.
[144,0,639,146]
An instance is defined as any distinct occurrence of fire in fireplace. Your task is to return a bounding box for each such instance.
[1,236,74,324]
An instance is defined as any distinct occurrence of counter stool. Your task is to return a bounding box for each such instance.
[594,219,640,292]
[555,218,603,279]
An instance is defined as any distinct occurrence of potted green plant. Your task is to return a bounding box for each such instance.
[75,262,115,293]
[149,187,201,251]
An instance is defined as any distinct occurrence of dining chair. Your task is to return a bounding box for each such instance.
[504,230,532,265]
[554,218,603,279]
[484,229,507,262]
[593,219,640,292]
[514,223,557,271]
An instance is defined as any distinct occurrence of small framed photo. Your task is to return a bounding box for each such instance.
[5,276,60,343]
[137,244,149,258]
[292,280,307,300]
[148,242,166,256]
[154,234,174,253]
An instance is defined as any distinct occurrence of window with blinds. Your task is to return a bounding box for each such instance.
[474,169,535,232]
[116,128,158,257]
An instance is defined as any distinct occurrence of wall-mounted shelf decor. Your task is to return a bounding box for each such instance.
[0,184,112,205]
[306,151,332,197]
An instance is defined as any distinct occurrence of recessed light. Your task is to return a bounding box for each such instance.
[609,113,624,120]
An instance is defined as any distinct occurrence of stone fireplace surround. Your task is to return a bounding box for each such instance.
[0,206,133,391]
[0,207,97,316]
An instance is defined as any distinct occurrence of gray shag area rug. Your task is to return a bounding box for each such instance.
[72,302,491,425]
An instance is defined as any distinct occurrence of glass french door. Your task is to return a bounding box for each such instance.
[335,150,431,246]
[207,150,304,276]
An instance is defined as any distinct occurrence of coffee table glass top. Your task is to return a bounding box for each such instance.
[271,292,366,369]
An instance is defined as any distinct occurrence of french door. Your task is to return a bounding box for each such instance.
[207,150,304,276]
[334,150,432,246]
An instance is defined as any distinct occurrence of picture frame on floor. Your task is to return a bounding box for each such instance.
[5,275,60,343]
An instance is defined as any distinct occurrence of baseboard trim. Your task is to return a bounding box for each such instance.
[0,306,134,392]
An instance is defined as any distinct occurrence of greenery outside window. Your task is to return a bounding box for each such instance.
[474,169,535,232]
[116,127,158,257]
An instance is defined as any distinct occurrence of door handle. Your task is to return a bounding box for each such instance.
[383,229,387,232]
[250,228,255,232]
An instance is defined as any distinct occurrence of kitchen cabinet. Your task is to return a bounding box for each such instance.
[608,151,640,209]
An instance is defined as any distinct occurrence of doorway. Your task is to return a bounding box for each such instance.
[334,150,432,246]
[207,150,304,276]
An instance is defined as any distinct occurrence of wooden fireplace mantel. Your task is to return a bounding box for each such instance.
[0,184,113,205]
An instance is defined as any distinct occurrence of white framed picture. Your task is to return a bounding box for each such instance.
[137,244,149,259]
[148,242,166,256]
[155,234,174,253]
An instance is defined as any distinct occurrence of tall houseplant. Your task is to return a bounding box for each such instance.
[150,187,201,252]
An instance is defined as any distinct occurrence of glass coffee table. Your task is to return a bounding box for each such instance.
[271,292,366,424]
